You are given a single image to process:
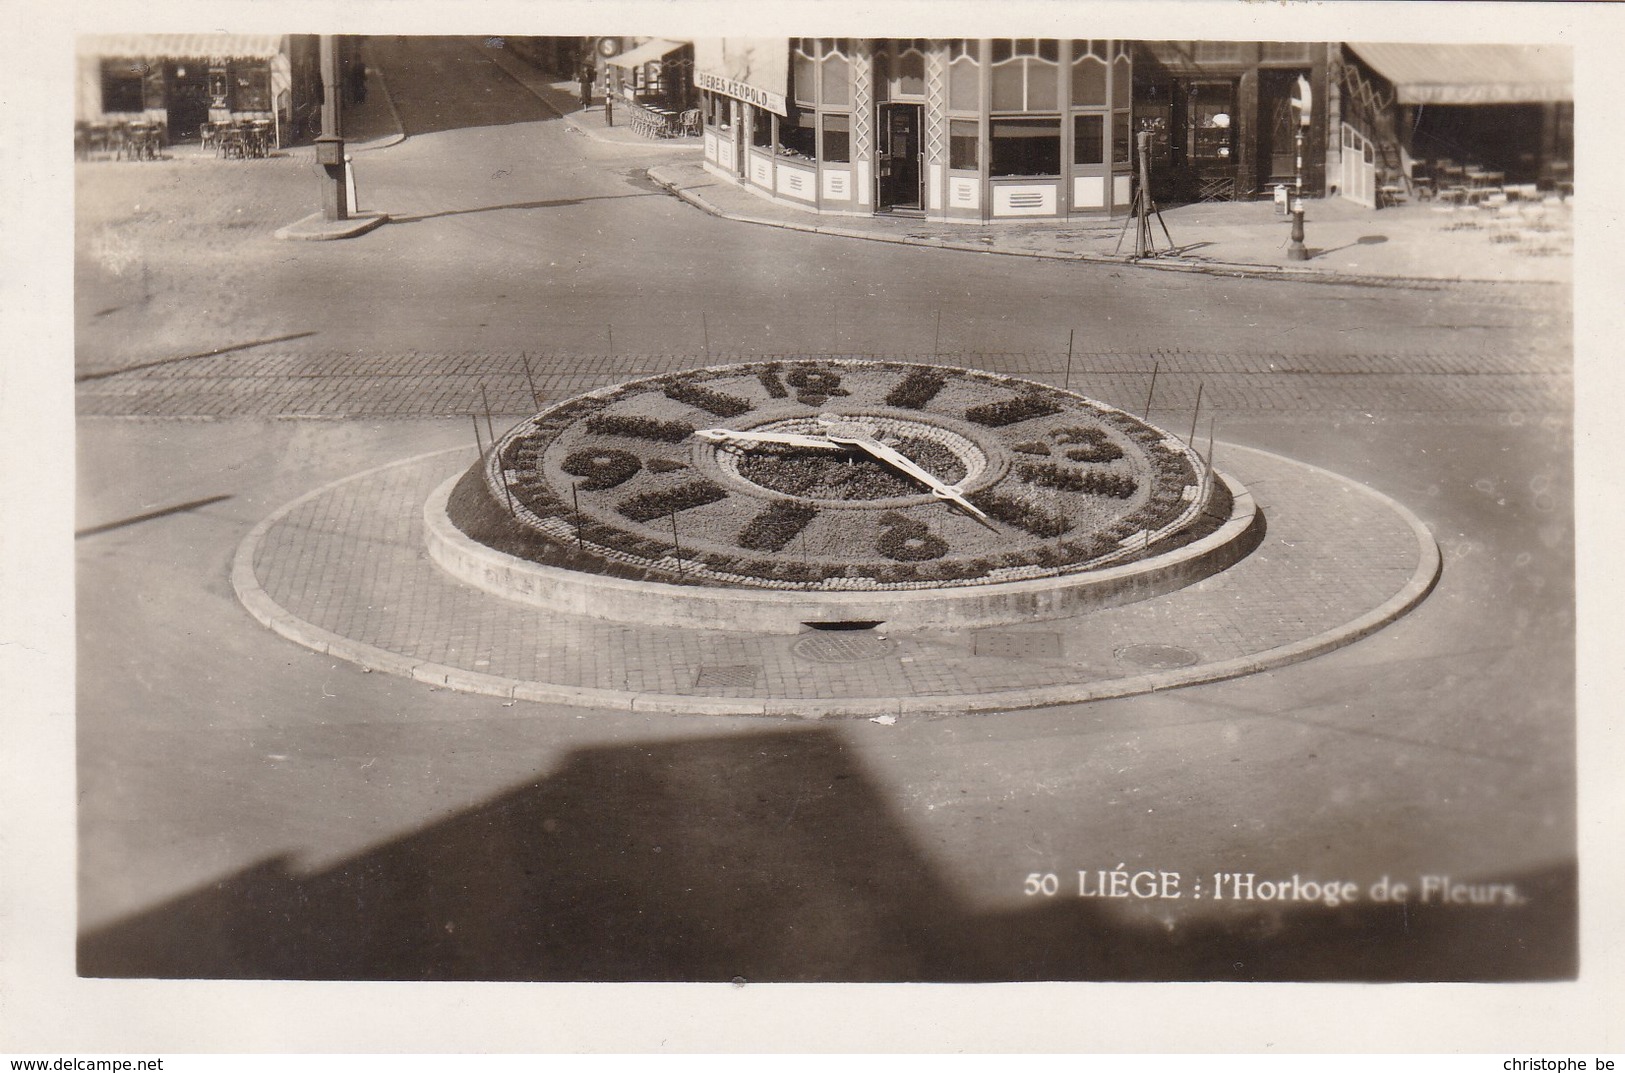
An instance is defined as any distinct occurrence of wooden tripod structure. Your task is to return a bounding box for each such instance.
[1115,130,1176,259]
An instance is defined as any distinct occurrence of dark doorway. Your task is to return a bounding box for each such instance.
[877,103,923,212]
[164,61,211,141]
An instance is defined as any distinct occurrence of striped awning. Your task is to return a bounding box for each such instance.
[608,38,687,70]
[1346,43,1572,105]
[77,33,285,60]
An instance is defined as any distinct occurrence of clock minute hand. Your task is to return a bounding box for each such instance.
[829,433,993,525]
[694,428,844,450]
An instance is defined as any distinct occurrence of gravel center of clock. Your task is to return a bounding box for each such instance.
[711,414,990,505]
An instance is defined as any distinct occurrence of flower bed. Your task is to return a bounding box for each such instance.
[450,360,1222,591]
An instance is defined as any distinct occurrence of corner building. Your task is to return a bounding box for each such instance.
[695,38,1136,220]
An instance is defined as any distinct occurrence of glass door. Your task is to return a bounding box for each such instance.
[877,103,923,211]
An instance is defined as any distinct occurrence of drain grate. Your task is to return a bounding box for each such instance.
[974,630,1063,659]
[692,664,763,689]
[791,632,898,664]
[1116,643,1200,669]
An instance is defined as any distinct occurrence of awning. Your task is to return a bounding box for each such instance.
[608,38,687,70]
[1345,43,1572,105]
[78,33,285,60]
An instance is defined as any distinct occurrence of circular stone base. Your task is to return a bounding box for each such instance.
[424,469,1262,634]
[232,444,1439,719]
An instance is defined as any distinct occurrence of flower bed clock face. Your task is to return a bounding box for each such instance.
[464,361,1213,590]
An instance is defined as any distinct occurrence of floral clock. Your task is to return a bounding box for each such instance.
[448,360,1220,591]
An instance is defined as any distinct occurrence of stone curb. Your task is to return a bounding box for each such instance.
[643,164,1548,290]
[348,64,408,153]
[233,444,1440,719]
[274,210,390,241]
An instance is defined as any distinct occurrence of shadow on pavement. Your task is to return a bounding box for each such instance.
[390,191,665,224]
[1315,235,1392,260]
[79,726,1576,982]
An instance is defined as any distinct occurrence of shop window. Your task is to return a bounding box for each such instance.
[709,93,730,129]
[1070,53,1106,106]
[822,113,851,163]
[780,107,817,159]
[990,117,1060,176]
[751,108,774,149]
[948,45,979,112]
[1113,111,1131,164]
[100,58,146,113]
[823,53,850,107]
[230,59,271,112]
[991,39,1060,112]
[949,118,979,170]
[1073,112,1104,165]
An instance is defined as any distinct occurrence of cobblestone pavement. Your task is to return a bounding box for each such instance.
[239,443,1432,714]
[76,347,1570,420]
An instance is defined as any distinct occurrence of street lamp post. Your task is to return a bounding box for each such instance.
[1287,74,1311,261]
[315,35,348,222]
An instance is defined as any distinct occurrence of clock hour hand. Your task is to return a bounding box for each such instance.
[694,428,844,450]
[825,432,993,525]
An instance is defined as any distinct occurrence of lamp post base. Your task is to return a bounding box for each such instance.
[1287,206,1309,261]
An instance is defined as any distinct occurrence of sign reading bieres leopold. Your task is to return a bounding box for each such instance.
[692,38,788,116]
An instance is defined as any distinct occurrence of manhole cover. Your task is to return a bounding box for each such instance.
[974,630,1063,659]
[791,632,898,664]
[1116,643,1200,669]
[692,664,763,689]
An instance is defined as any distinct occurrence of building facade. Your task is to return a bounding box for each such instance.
[76,33,322,149]
[1130,41,1332,205]
[696,38,1138,221]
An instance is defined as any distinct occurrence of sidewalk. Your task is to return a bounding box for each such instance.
[644,163,1571,286]
[234,443,1440,719]
[472,44,1570,287]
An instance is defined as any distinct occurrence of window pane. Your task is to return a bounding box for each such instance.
[1261,41,1310,63]
[1071,56,1106,106]
[793,52,816,105]
[949,117,978,169]
[950,56,979,111]
[822,112,851,163]
[1112,110,1131,164]
[1113,56,1131,107]
[823,54,849,106]
[1073,113,1104,165]
[752,108,774,148]
[873,50,890,99]
[991,63,1024,111]
[990,117,1061,176]
[1038,39,1059,62]
[991,39,1013,63]
[1027,61,1058,109]
[897,49,925,96]
[1194,41,1244,64]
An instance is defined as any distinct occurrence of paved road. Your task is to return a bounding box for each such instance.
[72,37,1576,985]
